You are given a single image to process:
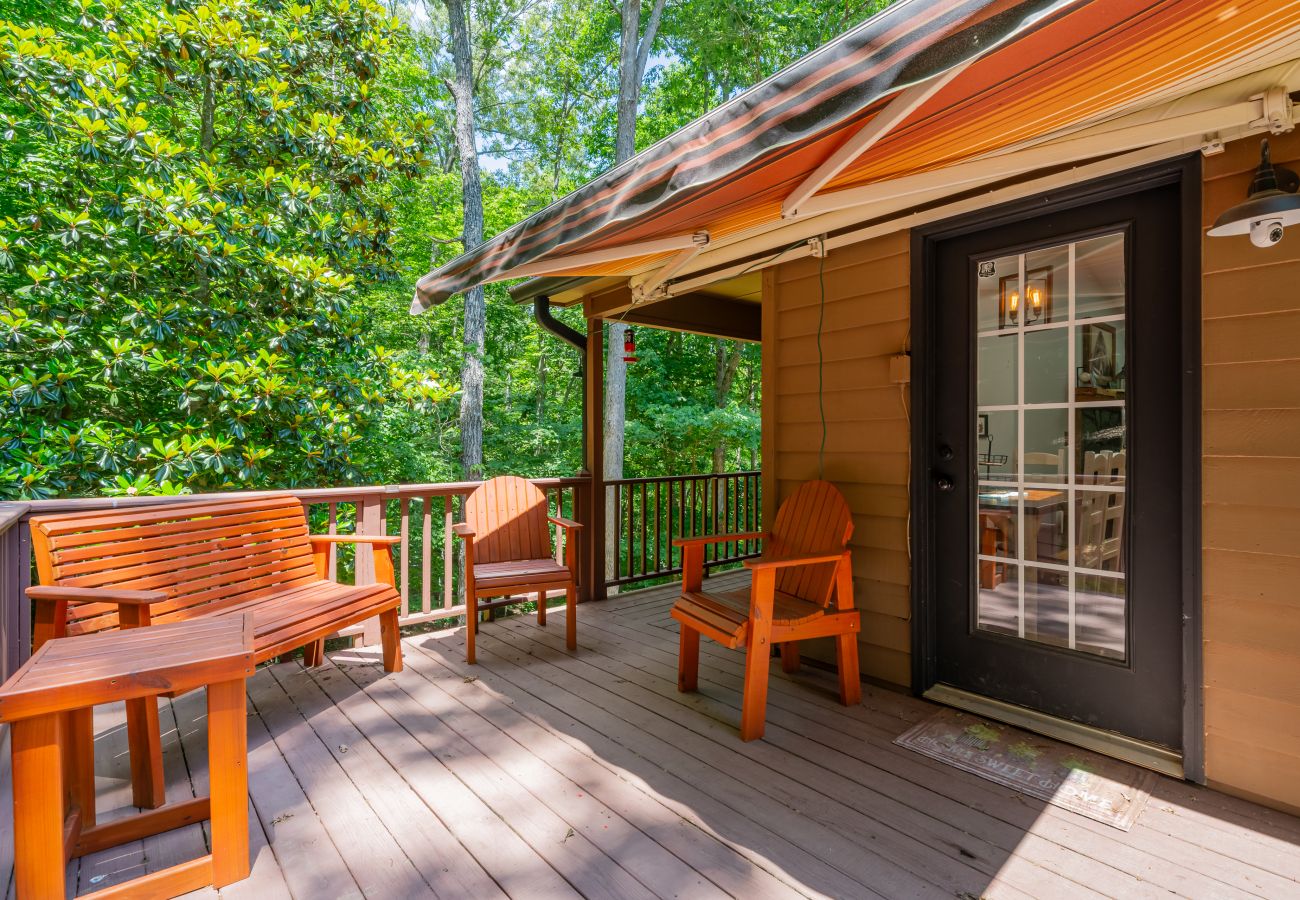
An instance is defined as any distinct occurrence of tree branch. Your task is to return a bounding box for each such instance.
[635,0,669,82]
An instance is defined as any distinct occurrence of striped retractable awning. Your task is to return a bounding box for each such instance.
[412,0,1300,311]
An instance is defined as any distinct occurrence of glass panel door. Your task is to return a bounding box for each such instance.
[974,232,1127,660]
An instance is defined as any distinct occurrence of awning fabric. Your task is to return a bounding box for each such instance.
[412,0,1300,311]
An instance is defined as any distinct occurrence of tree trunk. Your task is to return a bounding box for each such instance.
[606,0,667,584]
[200,62,216,154]
[604,321,626,583]
[535,332,547,422]
[711,339,743,474]
[443,0,486,483]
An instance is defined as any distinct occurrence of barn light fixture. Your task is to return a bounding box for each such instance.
[1208,139,1300,248]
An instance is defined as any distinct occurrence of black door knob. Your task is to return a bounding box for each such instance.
[935,475,955,493]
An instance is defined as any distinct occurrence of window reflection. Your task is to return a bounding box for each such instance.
[1075,232,1125,319]
[972,231,1128,660]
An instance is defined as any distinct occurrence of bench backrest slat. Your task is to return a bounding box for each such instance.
[30,494,316,635]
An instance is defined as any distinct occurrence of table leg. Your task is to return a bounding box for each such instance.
[12,713,66,899]
[63,707,96,829]
[207,679,250,888]
[125,695,165,809]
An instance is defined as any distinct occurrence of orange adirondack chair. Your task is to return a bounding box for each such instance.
[454,475,582,664]
[671,479,861,741]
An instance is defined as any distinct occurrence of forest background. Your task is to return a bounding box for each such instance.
[0,0,886,500]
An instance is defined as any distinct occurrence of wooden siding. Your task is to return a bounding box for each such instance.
[760,139,1300,816]
[1202,129,1300,815]
[763,232,912,686]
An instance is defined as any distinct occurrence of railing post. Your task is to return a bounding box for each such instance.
[357,494,384,645]
[0,503,32,681]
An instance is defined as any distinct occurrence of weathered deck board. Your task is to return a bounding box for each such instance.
[568,602,1232,898]
[576,591,1289,896]
[608,589,1300,893]
[1,573,1297,899]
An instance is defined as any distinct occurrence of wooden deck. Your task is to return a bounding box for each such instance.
[10,571,1300,899]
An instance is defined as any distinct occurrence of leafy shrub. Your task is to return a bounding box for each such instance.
[0,0,454,498]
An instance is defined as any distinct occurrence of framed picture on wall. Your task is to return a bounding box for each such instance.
[1079,322,1117,386]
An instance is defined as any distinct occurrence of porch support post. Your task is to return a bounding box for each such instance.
[760,269,778,529]
[581,318,607,602]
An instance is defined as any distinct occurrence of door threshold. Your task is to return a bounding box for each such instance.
[923,684,1184,780]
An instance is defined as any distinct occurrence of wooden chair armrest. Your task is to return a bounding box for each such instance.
[452,523,476,540]
[744,549,848,571]
[671,531,765,548]
[308,534,402,546]
[26,585,168,606]
[547,515,583,530]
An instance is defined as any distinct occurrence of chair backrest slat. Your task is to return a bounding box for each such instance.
[463,476,550,565]
[30,494,316,635]
[769,480,853,607]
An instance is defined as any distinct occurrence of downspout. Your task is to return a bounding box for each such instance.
[533,295,589,472]
[534,295,586,355]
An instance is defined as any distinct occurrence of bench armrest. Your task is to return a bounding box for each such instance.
[744,549,847,571]
[308,534,402,546]
[671,531,764,548]
[27,585,167,606]
[27,585,169,651]
[548,515,583,530]
[452,523,476,540]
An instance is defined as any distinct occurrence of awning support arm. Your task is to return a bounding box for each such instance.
[795,96,1282,219]
[630,231,710,303]
[781,61,971,219]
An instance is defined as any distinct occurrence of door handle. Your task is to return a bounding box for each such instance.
[934,473,955,493]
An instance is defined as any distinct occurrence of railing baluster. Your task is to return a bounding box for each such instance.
[625,484,634,580]
[639,481,647,578]
[399,497,410,613]
[327,502,338,581]
[421,496,432,615]
[443,495,454,610]
[654,481,662,575]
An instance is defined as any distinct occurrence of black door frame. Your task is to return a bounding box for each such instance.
[909,155,1203,782]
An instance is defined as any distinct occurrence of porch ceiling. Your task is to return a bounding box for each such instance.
[413,0,1300,313]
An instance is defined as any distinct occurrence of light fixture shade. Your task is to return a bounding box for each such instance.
[1208,138,1300,236]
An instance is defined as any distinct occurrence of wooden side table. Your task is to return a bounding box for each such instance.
[0,615,255,898]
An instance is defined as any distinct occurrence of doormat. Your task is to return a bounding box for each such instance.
[894,708,1156,830]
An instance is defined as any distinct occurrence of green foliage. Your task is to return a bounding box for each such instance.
[0,0,452,498]
[0,0,883,500]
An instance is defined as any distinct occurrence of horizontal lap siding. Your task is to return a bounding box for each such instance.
[763,231,912,687]
[1202,130,1300,814]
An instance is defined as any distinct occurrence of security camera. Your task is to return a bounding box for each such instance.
[1250,218,1285,248]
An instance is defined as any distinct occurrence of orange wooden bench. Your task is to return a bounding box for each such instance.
[27,493,403,808]
[671,479,861,741]
[454,475,582,664]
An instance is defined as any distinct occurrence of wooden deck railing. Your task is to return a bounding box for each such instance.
[0,477,589,680]
[606,471,761,589]
[0,469,762,678]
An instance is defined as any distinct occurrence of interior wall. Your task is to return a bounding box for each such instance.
[762,231,913,686]
[1201,129,1300,814]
